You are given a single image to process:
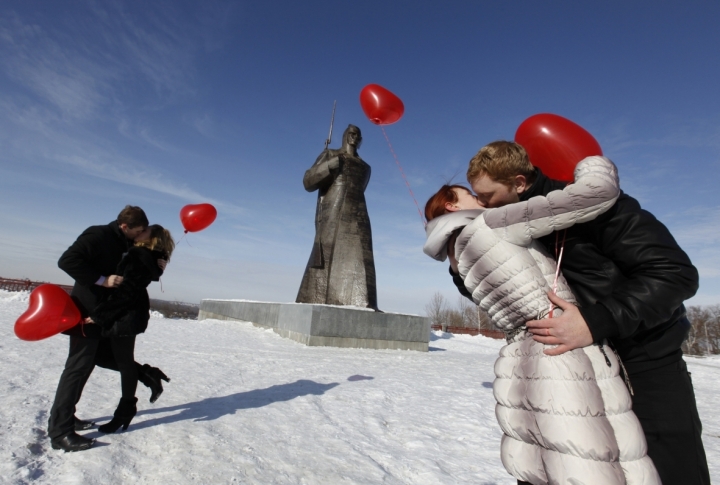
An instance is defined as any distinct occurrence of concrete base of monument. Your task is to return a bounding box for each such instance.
[198,299,430,352]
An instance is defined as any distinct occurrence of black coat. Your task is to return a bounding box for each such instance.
[452,168,699,368]
[91,247,165,338]
[58,221,131,338]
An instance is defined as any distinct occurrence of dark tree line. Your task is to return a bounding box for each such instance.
[149,299,199,320]
[683,305,720,356]
[424,292,493,332]
[425,292,719,355]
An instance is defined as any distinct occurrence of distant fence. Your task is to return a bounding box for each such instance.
[430,324,504,339]
[149,299,199,320]
[0,277,73,294]
[0,276,198,320]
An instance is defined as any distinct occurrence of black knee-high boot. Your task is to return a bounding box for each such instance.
[137,364,170,403]
[99,397,138,433]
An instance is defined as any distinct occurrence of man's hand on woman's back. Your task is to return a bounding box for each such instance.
[101,275,123,288]
[526,292,594,355]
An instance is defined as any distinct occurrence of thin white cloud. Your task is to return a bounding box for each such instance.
[0,212,80,238]
[670,207,720,247]
[58,154,203,200]
[664,207,720,281]
[138,128,185,154]
[0,14,111,119]
[0,101,247,216]
[191,114,217,139]
[54,153,245,216]
[0,6,240,215]
[601,117,720,154]
[0,3,202,120]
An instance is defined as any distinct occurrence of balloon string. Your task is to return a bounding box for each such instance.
[548,229,567,319]
[176,232,192,247]
[380,126,427,227]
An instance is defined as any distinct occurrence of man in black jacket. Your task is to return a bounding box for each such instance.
[48,206,168,452]
[453,141,709,484]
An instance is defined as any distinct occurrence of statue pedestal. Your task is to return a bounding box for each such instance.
[199,299,430,352]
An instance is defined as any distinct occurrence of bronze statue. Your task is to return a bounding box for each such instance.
[296,124,379,309]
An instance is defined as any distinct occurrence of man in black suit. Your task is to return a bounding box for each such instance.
[48,206,168,452]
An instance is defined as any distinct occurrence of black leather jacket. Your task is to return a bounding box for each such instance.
[452,169,699,370]
[58,221,131,338]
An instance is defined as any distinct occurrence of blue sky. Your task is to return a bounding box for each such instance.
[1,1,719,314]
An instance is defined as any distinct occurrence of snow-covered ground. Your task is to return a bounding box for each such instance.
[1,289,718,485]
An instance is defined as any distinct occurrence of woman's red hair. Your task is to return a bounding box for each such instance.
[424,185,470,221]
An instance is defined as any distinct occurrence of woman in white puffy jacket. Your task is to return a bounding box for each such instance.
[423,156,660,485]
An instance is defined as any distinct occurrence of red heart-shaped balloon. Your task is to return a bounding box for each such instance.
[359,84,405,125]
[14,284,81,341]
[180,203,217,233]
[515,113,603,182]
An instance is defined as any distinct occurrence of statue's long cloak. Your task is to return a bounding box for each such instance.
[296,149,378,308]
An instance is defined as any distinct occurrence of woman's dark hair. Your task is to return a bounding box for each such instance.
[135,224,175,260]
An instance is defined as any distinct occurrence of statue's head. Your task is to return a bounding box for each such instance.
[342,124,362,150]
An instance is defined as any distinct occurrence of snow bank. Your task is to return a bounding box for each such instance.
[0,291,717,484]
[0,289,30,303]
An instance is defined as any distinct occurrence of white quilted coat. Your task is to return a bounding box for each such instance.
[424,157,660,484]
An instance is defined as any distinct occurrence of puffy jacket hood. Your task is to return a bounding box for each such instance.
[424,209,483,262]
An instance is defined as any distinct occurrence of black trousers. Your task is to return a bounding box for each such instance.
[48,336,143,439]
[630,358,710,485]
[48,336,100,439]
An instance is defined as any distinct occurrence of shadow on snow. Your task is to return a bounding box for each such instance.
[106,379,340,432]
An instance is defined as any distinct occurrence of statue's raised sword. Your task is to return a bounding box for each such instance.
[324,100,337,150]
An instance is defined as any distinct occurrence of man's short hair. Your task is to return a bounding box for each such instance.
[117,205,149,229]
[467,141,536,187]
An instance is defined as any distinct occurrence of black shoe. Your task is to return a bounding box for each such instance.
[98,416,132,433]
[51,432,94,452]
[139,365,170,403]
[98,397,137,434]
[74,417,95,431]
